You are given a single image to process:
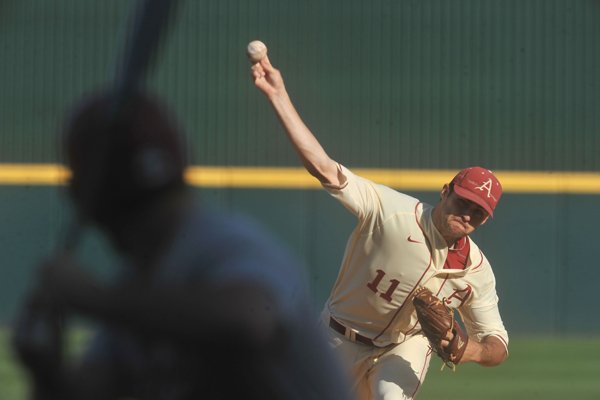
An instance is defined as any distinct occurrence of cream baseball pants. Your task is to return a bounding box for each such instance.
[321,315,432,400]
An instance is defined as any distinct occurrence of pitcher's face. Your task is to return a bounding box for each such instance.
[436,185,489,240]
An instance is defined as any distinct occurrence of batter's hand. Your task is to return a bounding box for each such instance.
[251,56,286,99]
[37,255,97,307]
[12,256,75,391]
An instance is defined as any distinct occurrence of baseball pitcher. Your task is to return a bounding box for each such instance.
[250,52,508,400]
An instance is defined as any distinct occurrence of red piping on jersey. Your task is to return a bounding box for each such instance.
[471,248,484,270]
[372,202,433,343]
[411,347,433,398]
[436,275,450,297]
[404,319,421,336]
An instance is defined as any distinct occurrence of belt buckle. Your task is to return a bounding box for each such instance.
[346,327,359,342]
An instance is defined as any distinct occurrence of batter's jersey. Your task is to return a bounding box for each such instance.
[323,165,508,350]
[84,204,353,400]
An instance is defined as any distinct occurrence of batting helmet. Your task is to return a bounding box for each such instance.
[63,90,187,228]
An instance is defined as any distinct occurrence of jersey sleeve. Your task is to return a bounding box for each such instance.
[459,263,509,352]
[321,164,381,220]
[322,164,417,232]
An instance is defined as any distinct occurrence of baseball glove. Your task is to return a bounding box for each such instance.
[412,287,469,369]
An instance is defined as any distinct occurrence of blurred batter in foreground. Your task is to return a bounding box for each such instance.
[14,91,352,400]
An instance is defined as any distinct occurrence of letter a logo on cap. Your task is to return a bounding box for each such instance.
[450,167,503,217]
[474,178,493,198]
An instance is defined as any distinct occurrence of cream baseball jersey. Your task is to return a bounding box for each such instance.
[323,165,508,350]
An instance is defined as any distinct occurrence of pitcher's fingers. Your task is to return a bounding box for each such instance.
[251,65,265,80]
[260,55,275,71]
[438,327,451,340]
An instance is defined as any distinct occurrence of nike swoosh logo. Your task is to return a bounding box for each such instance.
[407,235,423,244]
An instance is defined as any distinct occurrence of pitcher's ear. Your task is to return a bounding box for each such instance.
[440,183,451,200]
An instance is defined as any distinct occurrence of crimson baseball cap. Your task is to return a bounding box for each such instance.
[450,167,502,217]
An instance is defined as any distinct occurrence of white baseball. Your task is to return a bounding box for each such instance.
[246,40,267,63]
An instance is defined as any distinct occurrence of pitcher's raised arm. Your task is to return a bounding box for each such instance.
[251,53,343,187]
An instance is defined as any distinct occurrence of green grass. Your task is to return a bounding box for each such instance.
[0,328,28,400]
[1,328,599,399]
[418,337,600,400]
[0,326,91,400]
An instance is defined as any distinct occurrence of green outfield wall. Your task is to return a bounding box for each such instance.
[0,0,598,334]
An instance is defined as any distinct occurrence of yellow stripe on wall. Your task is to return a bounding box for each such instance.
[0,164,71,185]
[1,164,600,194]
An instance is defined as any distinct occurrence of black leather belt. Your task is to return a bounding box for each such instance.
[329,317,375,346]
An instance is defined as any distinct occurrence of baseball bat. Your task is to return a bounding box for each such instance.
[69,0,181,241]
[13,0,180,393]
[112,0,180,115]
